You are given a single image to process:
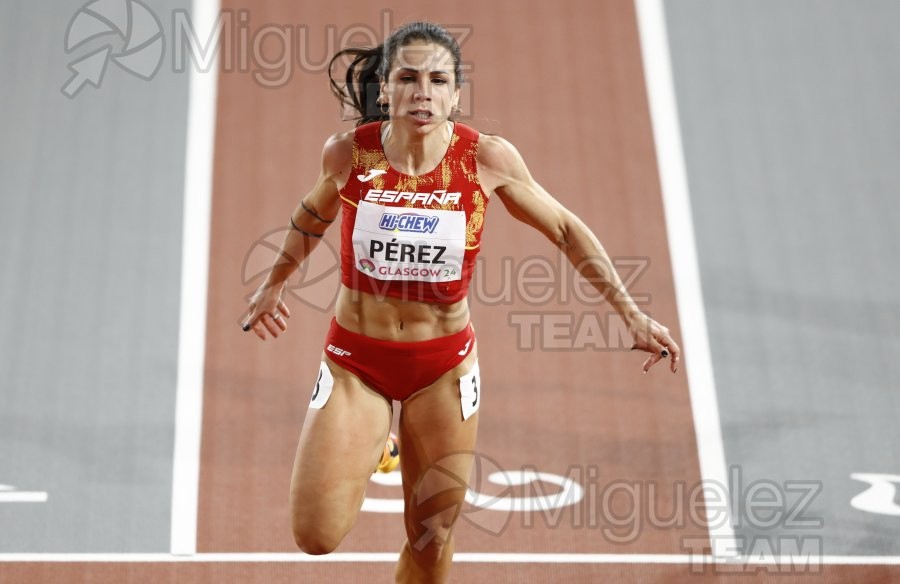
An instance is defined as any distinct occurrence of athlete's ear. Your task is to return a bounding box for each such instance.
[376,81,390,114]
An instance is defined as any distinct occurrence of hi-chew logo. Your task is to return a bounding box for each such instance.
[379,212,440,234]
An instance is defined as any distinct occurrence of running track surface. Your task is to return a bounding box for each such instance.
[4,562,900,583]
[4,0,900,582]
[200,0,699,556]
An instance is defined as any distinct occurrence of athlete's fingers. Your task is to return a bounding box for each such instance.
[633,336,667,356]
[278,300,291,318]
[643,352,665,373]
[240,307,262,336]
[250,319,267,341]
[663,337,681,373]
[273,313,288,332]
[240,304,257,332]
[630,314,680,373]
[260,314,281,338]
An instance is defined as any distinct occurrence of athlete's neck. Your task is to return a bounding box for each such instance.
[382,120,452,176]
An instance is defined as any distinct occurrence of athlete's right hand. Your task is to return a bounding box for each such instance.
[241,281,292,340]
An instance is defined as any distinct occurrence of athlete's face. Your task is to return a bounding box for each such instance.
[382,41,460,130]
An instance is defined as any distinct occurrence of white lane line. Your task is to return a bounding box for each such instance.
[633,0,737,557]
[0,494,48,503]
[0,553,898,564]
[0,485,48,504]
[0,485,47,503]
[170,0,220,557]
[850,473,900,516]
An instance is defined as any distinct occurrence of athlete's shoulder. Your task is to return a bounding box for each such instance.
[475,133,525,176]
[321,130,353,179]
[322,121,380,157]
[453,121,480,142]
[352,120,384,148]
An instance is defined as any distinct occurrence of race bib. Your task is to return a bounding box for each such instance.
[458,360,481,421]
[352,201,466,282]
[309,361,334,410]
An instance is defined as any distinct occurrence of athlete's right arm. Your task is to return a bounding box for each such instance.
[242,131,352,340]
[264,131,352,286]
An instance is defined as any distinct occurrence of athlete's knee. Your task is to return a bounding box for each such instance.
[291,508,348,555]
[292,522,343,555]
[402,467,469,566]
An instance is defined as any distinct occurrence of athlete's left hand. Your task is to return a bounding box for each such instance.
[627,312,680,374]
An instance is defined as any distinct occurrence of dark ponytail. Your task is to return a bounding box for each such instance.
[328,22,465,127]
[328,45,388,127]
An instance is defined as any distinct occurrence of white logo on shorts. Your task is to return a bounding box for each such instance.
[327,344,352,357]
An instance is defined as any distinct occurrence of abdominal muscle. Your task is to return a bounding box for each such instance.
[334,283,470,341]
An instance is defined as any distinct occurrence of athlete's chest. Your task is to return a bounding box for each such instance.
[359,186,465,208]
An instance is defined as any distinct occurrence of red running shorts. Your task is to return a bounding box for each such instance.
[321,317,476,402]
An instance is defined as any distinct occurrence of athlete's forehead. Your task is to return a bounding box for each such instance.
[389,42,454,75]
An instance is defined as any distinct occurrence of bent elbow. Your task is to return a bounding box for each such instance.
[552,211,575,250]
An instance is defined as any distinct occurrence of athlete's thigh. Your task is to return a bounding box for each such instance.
[398,347,481,548]
[290,355,392,531]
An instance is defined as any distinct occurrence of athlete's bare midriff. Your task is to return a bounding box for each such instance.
[334,283,470,341]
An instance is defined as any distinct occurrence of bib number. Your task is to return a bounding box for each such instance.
[458,361,481,421]
[309,362,334,409]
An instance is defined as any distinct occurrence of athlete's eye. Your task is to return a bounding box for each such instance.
[431,78,448,85]
[399,76,415,82]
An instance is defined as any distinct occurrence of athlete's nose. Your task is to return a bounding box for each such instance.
[413,79,431,101]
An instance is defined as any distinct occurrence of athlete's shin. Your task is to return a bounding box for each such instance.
[396,535,455,583]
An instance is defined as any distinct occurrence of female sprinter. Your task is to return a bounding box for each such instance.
[241,21,680,583]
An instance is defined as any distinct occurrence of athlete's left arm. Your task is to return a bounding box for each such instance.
[477,134,680,373]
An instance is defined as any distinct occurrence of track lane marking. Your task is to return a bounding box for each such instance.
[0,553,898,564]
[170,0,221,556]
[633,0,737,556]
[0,485,48,503]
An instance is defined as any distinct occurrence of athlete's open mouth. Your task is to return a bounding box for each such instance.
[410,110,433,120]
